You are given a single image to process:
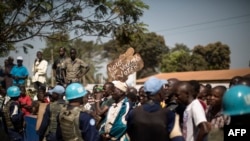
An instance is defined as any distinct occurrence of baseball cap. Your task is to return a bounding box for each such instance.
[144,77,168,95]
[112,81,128,92]
[48,85,65,95]
[17,56,23,60]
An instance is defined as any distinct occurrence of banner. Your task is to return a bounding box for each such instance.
[107,47,144,82]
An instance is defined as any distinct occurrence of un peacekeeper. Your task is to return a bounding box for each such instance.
[37,85,66,141]
[56,83,101,141]
[2,86,24,141]
[222,85,250,140]
[127,77,184,141]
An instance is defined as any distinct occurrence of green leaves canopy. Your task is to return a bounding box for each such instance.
[0,0,148,56]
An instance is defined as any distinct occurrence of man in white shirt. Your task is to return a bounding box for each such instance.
[175,81,210,141]
[32,51,48,90]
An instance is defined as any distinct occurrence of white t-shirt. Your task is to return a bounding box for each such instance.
[182,99,207,141]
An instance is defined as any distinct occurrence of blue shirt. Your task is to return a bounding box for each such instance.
[56,106,101,141]
[10,65,29,85]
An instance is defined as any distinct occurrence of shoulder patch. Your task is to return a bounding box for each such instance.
[89,118,95,126]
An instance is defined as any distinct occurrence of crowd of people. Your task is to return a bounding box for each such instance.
[0,47,249,141]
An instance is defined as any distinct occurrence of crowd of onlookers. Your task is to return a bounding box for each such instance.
[0,73,249,141]
[0,46,250,141]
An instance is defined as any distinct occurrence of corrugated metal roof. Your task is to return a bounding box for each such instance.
[136,68,250,84]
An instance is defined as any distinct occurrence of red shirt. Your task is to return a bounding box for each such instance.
[18,94,32,116]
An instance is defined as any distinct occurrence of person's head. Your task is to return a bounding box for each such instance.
[188,80,200,98]
[197,84,209,101]
[19,85,26,96]
[222,85,250,126]
[36,51,43,60]
[237,77,250,87]
[229,76,243,88]
[138,86,147,105]
[103,82,114,97]
[7,86,21,99]
[111,81,127,103]
[37,86,46,102]
[210,85,227,109]
[4,59,8,66]
[0,87,6,97]
[143,77,167,102]
[93,84,103,94]
[48,85,65,101]
[164,78,179,104]
[8,56,14,64]
[65,83,87,104]
[159,79,168,100]
[16,56,23,67]
[127,87,138,103]
[59,47,66,57]
[204,84,212,105]
[175,81,194,106]
[69,48,77,60]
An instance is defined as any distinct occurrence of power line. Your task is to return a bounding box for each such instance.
[162,20,250,37]
[154,14,250,33]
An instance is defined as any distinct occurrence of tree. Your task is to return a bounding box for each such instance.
[0,0,149,57]
[193,41,231,70]
[160,49,190,72]
[160,43,208,72]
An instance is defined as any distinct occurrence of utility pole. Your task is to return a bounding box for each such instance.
[51,49,54,86]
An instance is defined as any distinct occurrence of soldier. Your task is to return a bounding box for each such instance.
[37,85,66,141]
[222,85,250,141]
[2,86,24,141]
[56,83,101,141]
[52,47,67,86]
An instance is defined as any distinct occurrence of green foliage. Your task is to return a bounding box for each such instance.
[160,49,191,72]
[0,0,148,57]
[193,41,231,70]
[160,42,230,72]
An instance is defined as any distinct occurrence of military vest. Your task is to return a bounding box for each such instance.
[2,100,22,131]
[46,101,65,134]
[59,105,87,141]
[0,96,5,110]
[128,106,170,141]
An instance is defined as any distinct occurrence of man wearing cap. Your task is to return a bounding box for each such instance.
[37,85,66,141]
[10,56,29,86]
[127,77,184,141]
[99,80,131,141]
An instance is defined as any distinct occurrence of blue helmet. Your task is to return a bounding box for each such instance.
[7,86,21,97]
[65,83,87,100]
[222,85,250,116]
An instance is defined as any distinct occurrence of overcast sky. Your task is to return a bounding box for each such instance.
[2,0,250,79]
